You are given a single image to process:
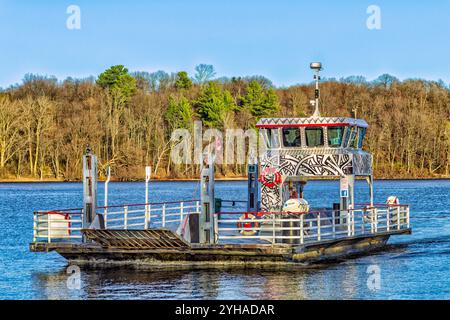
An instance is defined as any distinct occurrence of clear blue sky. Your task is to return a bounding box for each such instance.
[1,0,450,88]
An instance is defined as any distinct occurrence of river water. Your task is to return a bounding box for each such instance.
[0,180,449,299]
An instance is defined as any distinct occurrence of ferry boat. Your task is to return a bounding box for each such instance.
[30,63,411,266]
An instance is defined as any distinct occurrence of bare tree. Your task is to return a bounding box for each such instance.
[194,64,216,84]
[0,97,24,170]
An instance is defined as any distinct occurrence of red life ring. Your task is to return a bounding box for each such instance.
[259,167,282,188]
[237,213,260,236]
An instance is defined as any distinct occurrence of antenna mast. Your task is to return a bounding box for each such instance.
[310,62,322,117]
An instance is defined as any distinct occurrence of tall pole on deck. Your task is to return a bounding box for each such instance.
[310,62,322,117]
[82,145,98,239]
[200,153,216,244]
[247,164,259,213]
[145,166,151,229]
[103,166,110,227]
[339,174,355,225]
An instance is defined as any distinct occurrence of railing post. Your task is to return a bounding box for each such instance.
[351,209,354,236]
[300,213,304,244]
[272,214,276,244]
[180,202,184,224]
[104,166,110,228]
[374,208,378,233]
[353,210,356,235]
[144,204,148,229]
[386,207,390,231]
[407,206,410,228]
[347,211,351,236]
[331,210,336,238]
[47,213,51,243]
[33,212,37,242]
[162,203,166,227]
[124,206,128,230]
[145,166,151,230]
[351,210,355,236]
[361,210,365,234]
[317,213,321,241]
[148,204,152,229]
[397,206,401,230]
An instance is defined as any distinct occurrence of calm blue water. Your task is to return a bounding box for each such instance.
[0,180,449,300]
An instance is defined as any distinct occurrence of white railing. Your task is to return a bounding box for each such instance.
[101,200,200,230]
[33,209,83,243]
[33,200,201,243]
[33,201,409,247]
[216,204,410,245]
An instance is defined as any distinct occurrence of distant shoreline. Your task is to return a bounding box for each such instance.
[1,176,449,183]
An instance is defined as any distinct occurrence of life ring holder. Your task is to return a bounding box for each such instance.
[46,210,71,236]
[237,213,260,236]
[259,167,282,188]
[386,196,400,206]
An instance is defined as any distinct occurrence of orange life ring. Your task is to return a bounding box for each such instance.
[237,213,260,236]
[259,167,282,188]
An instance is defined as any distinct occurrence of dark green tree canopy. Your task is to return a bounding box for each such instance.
[195,81,235,127]
[165,95,193,130]
[240,80,279,118]
[97,65,137,99]
[175,71,193,90]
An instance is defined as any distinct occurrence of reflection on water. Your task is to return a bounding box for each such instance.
[2,180,450,299]
[30,252,403,300]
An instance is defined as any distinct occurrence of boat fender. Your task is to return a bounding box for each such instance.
[237,213,260,236]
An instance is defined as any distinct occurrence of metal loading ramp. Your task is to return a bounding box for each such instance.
[82,229,190,249]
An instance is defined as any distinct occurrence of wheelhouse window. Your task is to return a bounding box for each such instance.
[261,128,280,149]
[348,126,358,148]
[342,127,350,147]
[327,126,344,147]
[305,127,324,147]
[358,127,366,148]
[282,128,301,147]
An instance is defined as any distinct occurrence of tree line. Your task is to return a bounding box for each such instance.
[0,64,449,181]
